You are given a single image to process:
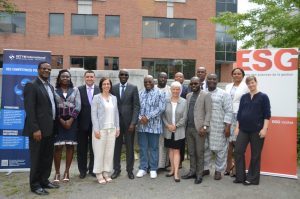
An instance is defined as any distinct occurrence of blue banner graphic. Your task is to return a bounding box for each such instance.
[0,49,51,170]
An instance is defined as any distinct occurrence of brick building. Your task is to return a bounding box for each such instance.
[0,0,236,81]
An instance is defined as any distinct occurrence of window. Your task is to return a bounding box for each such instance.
[105,16,120,37]
[142,17,196,40]
[51,55,63,69]
[0,12,25,33]
[49,14,64,35]
[142,58,195,79]
[215,1,237,62]
[104,57,119,70]
[71,14,98,35]
[70,56,97,70]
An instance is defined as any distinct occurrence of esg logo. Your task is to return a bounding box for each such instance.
[236,49,298,71]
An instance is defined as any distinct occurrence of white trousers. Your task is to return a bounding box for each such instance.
[92,128,116,174]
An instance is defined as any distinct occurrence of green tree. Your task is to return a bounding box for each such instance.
[212,0,300,49]
[0,0,16,13]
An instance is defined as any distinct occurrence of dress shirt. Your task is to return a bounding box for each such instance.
[138,87,166,134]
[237,92,271,133]
[119,82,128,98]
[39,77,55,120]
[86,85,95,96]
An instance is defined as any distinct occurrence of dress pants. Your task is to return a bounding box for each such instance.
[113,121,135,173]
[77,126,94,174]
[235,130,264,184]
[158,134,168,168]
[92,128,116,174]
[138,132,160,171]
[186,127,205,176]
[29,136,54,191]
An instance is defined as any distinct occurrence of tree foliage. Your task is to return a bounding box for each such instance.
[212,0,300,49]
[0,0,16,13]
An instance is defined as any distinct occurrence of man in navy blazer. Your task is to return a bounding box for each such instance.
[23,62,59,195]
[111,69,140,179]
[77,70,100,179]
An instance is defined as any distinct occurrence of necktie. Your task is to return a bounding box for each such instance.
[121,85,125,99]
[88,87,93,105]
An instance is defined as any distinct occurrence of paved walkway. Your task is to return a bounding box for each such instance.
[0,161,299,199]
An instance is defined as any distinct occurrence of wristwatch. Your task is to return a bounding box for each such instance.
[203,126,207,130]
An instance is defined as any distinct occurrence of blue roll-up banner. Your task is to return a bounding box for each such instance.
[0,49,51,172]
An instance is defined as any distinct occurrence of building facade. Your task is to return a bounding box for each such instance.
[0,0,235,80]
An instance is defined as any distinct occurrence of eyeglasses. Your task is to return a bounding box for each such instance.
[120,74,129,77]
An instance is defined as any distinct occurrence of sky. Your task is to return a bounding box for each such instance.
[237,0,260,48]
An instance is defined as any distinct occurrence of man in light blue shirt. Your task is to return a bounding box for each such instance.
[136,75,166,179]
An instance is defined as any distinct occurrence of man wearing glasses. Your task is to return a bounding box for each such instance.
[23,62,59,195]
[181,77,212,184]
[111,69,140,180]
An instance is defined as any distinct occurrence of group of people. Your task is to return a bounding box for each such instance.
[23,62,271,195]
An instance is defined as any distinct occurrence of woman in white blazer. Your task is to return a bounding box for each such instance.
[91,77,120,184]
[224,68,248,177]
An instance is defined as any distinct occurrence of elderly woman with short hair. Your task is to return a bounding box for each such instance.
[162,81,187,182]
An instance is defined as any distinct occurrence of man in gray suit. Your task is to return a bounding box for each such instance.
[181,77,212,184]
[111,69,140,179]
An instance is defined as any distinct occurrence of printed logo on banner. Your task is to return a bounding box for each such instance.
[0,49,51,171]
[237,48,298,179]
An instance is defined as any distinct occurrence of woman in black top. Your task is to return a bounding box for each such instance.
[233,75,271,185]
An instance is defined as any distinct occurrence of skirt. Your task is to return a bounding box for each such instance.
[164,133,185,149]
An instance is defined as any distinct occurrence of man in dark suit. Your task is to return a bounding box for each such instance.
[111,69,140,179]
[77,70,100,179]
[23,61,59,195]
[174,72,189,99]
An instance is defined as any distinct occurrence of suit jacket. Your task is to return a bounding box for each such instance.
[77,85,100,132]
[23,78,55,137]
[111,83,140,130]
[91,94,120,132]
[186,90,212,132]
[162,97,187,140]
[180,84,189,99]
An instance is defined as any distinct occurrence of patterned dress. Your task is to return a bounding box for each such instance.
[54,87,81,145]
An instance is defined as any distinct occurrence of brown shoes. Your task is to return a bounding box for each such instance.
[214,171,222,180]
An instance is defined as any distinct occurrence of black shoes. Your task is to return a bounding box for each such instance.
[165,173,174,177]
[32,188,49,195]
[181,172,196,179]
[202,170,210,176]
[243,180,259,185]
[88,171,96,177]
[174,178,180,182]
[194,176,203,184]
[128,172,135,179]
[79,172,86,179]
[41,182,59,189]
[233,179,243,184]
[111,170,121,179]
